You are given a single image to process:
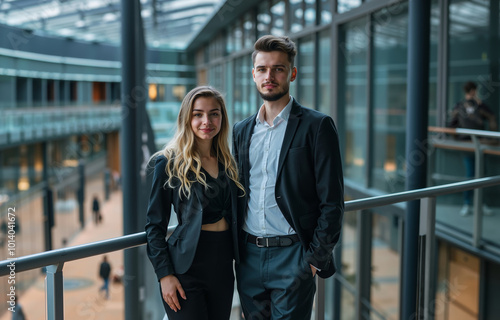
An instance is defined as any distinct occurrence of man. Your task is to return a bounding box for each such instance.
[233,35,344,319]
[448,81,497,216]
[99,255,111,299]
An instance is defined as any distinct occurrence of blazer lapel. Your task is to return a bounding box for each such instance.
[277,101,302,178]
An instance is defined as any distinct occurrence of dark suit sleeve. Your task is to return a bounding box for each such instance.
[145,156,176,281]
[306,116,344,270]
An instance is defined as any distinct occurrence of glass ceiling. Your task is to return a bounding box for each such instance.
[0,0,224,50]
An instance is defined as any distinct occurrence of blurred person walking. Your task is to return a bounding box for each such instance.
[99,255,111,299]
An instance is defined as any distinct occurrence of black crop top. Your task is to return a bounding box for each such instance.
[201,162,231,225]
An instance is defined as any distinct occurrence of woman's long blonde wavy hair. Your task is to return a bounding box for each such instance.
[153,86,244,199]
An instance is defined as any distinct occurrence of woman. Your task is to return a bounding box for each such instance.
[145,86,244,319]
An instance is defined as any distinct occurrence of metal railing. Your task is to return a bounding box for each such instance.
[428,127,500,247]
[1,175,500,320]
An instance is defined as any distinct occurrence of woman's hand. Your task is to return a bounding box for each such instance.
[160,275,186,312]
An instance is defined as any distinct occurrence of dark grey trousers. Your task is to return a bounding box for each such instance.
[236,239,316,320]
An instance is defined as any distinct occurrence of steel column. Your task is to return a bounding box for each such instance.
[403,1,431,319]
[120,0,143,318]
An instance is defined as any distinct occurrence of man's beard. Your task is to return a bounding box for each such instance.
[258,84,289,102]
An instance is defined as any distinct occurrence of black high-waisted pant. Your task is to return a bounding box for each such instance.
[161,229,234,320]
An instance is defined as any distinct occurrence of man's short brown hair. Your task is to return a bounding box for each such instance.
[252,35,297,68]
[463,81,477,94]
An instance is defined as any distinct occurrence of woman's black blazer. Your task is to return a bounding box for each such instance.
[145,155,240,281]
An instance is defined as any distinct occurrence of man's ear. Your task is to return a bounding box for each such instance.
[290,67,297,82]
[252,68,256,83]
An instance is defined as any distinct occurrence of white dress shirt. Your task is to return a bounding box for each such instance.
[243,96,296,237]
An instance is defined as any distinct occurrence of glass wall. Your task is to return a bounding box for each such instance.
[338,0,362,14]
[340,208,357,319]
[340,17,369,185]
[234,56,256,123]
[318,30,332,115]
[257,1,271,38]
[436,243,480,320]
[447,0,494,113]
[298,35,315,109]
[429,0,440,127]
[271,0,286,36]
[370,212,400,319]
[371,3,409,193]
[290,0,304,33]
[320,0,333,24]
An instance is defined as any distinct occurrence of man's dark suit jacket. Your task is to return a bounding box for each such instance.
[232,98,344,278]
[145,155,240,281]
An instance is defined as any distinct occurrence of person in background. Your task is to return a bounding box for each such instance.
[448,81,498,216]
[145,86,245,319]
[92,195,101,225]
[99,255,111,299]
[232,35,344,320]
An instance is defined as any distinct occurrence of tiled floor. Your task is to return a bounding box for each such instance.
[1,190,125,320]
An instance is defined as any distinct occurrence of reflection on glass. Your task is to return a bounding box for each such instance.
[290,0,303,33]
[298,36,314,109]
[448,0,491,120]
[371,212,400,320]
[429,0,439,126]
[338,0,362,14]
[371,4,409,192]
[257,2,271,38]
[436,243,480,320]
[320,0,332,24]
[304,0,316,27]
[341,286,356,320]
[271,1,285,36]
[318,30,331,115]
[234,56,255,122]
[341,210,357,286]
[243,13,255,49]
[234,23,243,52]
[340,17,368,185]
[226,25,234,54]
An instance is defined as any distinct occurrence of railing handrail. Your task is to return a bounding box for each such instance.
[429,126,500,139]
[2,175,500,277]
[346,175,500,212]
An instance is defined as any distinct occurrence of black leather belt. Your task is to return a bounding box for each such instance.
[246,232,300,247]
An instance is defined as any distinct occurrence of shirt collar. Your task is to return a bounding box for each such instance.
[256,96,294,126]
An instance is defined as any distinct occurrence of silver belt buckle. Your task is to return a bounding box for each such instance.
[255,237,268,247]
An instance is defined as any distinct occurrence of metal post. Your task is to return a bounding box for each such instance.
[355,210,372,320]
[472,136,484,248]
[121,0,143,318]
[417,197,437,320]
[404,1,431,319]
[46,263,64,320]
[332,242,342,320]
[315,278,325,320]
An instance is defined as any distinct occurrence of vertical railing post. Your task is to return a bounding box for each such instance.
[315,277,325,320]
[418,197,437,320]
[471,136,484,247]
[46,263,65,320]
